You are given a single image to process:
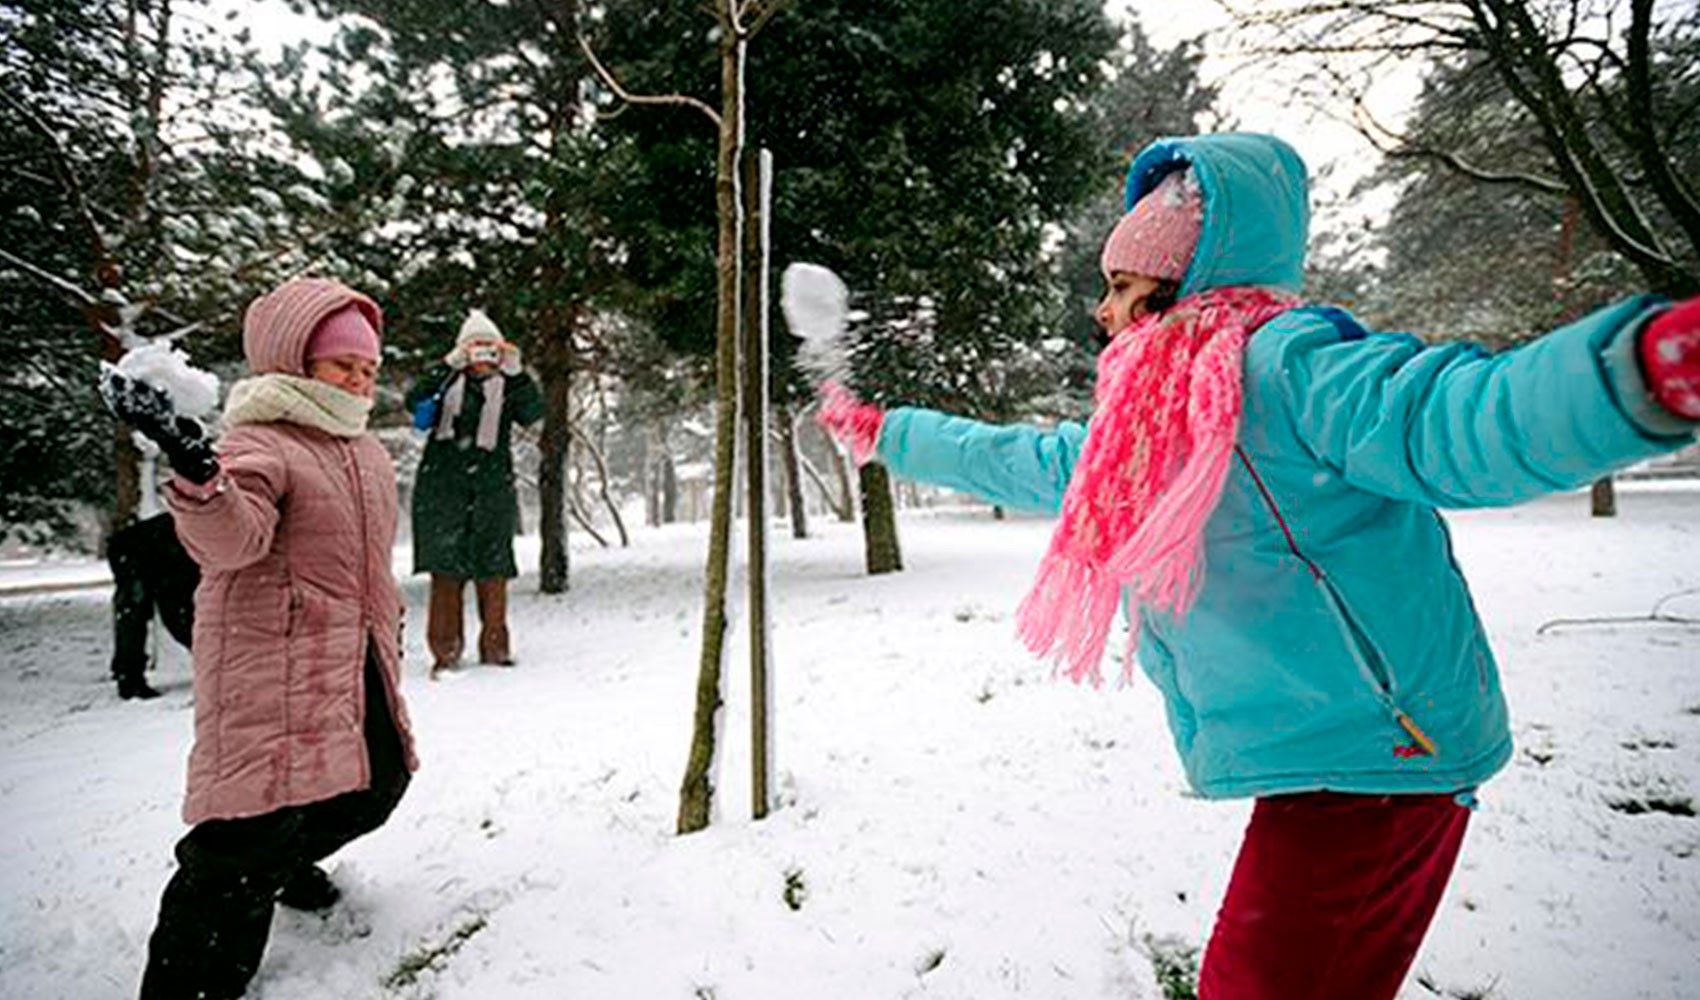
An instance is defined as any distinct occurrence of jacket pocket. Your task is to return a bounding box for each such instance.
[1313,572,1439,757]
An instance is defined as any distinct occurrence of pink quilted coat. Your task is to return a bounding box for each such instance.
[167,278,418,824]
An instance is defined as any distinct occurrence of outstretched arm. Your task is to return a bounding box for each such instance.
[879,408,1087,515]
[816,382,1086,514]
[1268,295,1698,509]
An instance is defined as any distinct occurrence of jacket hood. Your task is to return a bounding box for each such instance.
[1123,133,1310,296]
[242,277,383,376]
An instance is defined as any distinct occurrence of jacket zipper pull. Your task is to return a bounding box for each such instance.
[1395,711,1438,758]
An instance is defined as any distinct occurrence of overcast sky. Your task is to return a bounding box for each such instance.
[227,0,1416,233]
[1106,0,1423,230]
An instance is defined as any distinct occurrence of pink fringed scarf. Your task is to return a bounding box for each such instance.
[1015,286,1299,686]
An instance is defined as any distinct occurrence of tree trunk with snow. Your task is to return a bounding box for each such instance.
[741,147,774,819]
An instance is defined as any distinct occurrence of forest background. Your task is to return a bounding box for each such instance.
[3,0,1698,577]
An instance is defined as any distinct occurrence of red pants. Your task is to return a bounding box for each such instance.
[1198,791,1470,1000]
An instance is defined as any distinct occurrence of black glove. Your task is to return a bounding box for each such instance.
[99,364,220,485]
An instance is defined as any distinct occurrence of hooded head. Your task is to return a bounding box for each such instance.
[242,277,384,376]
[1114,133,1311,297]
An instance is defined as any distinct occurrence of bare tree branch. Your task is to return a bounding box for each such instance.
[739,0,792,40]
[575,31,721,128]
[0,248,99,307]
[1537,586,1700,634]
[1622,0,1700,261]
[1466,0,1677,275]
[570,423,630,547]
[795,447,851,521]
[1356,97,1568,193]
[1217,0,1696,294]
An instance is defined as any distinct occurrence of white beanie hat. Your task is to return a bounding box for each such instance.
[457,308,502,345]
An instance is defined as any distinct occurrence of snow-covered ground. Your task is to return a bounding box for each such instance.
[2,487,1697,1000]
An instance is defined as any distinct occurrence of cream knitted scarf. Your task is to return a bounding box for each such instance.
[223,374,373,437]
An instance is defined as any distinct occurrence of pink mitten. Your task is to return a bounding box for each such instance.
[1641,296,1700,420]
[816,381,884,465]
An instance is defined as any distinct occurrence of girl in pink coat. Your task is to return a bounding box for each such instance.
[106,277,420,1000]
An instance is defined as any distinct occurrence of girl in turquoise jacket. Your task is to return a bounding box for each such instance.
[816,133,1700,999]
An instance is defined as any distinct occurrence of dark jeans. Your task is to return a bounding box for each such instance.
[138,653,410,1000]
[108,514,198,684]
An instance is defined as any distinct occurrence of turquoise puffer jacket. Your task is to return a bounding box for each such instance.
[877,134,1696,800]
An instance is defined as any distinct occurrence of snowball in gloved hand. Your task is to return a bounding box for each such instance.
[111,339,220,419]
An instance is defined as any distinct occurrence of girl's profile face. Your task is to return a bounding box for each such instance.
[308,353,380,399]
[1095,271,1164,340]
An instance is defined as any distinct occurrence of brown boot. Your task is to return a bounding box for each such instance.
[474,578,513,666]
[427,574,466,676]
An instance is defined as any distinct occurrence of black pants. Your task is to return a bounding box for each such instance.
[109,514,198,684]
[138,653,410,1000]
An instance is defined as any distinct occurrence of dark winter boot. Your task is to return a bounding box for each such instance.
[427,574,466,676]
[118,675,163,700]
[474,578,513,666]
[276,864,341,912]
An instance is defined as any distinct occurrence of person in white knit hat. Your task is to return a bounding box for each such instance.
[406,308,544,676]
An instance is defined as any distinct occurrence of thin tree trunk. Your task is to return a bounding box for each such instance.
[641,426,660,527]
[1591,476,1616,518]
[796,449,849,522]
[100,299,141,536]
[859,463,903,575]
[568,494,609,546]
[678,11,745,836]
[661,448,679,523]
[537,315,573,593]
[741,147,773,820]
[535,44,581,592]
[830,439,856,522]
[776,402,808,539]
[572,426,629,547]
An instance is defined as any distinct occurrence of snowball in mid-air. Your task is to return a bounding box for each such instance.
[116,340,220,418]
[781,263,849,344]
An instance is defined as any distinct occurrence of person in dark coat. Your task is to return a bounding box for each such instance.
[406,309,544,676]
[107,511,199,700]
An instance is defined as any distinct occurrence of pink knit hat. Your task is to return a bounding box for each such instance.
[305,305,381,364]
[1100,168,1203,282]
[242,277,383,375]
